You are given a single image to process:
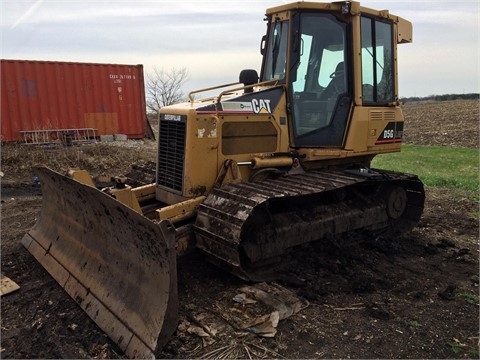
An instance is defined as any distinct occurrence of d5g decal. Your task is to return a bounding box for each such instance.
[376,122,404,144]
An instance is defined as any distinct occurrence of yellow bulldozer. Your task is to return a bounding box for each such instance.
[23,1,424,358]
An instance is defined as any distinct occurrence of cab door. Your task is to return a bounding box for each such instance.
[289,13,352,148]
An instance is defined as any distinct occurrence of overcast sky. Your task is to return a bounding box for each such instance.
[1,0,479,97]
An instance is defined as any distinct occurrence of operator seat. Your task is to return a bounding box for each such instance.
[320,61,346,101]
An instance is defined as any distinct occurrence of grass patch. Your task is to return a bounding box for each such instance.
[457,292,480,305]
[469,348,480,358]
[447,338,479,357]
[372,144,479,193]
[448,341,464,354]
[407,320,422,327]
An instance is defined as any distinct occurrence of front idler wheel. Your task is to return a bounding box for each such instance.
[380,185,407,220]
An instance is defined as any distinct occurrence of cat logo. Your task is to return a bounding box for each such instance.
[251,99,272,113]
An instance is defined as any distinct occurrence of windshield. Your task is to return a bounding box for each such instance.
[263,20,289,81]
[289,13,350,147]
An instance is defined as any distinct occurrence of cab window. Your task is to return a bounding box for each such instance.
[264,21,289,81]
[361,16,394,103]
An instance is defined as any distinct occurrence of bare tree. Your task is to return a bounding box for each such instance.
[145,67,189,114]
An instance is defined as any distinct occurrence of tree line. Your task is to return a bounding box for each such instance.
[400,93,479,103]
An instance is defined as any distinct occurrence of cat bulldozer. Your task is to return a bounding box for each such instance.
[23,1,424,358]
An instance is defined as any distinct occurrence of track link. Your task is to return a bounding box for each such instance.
[194,169,424,281]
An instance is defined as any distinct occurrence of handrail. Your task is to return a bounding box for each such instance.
[188,82,241,103]
[188,79,281,104]
[217,79,280,103]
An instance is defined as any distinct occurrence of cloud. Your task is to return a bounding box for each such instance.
[1,0,478,96]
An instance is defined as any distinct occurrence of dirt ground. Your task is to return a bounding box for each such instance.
[1,99,479,359]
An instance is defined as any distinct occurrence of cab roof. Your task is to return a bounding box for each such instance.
[265,1,412,43]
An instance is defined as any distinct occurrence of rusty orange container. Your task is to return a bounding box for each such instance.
[1,59,147,142]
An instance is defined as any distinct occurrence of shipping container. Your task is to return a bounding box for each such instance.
[1,59,148,143]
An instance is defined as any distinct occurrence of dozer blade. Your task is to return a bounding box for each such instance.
[22,167,178,359]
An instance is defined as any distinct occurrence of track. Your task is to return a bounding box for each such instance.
[194,168,425,281]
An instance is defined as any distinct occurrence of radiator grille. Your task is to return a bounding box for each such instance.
[369,110,396,121]
[157,115,186,192]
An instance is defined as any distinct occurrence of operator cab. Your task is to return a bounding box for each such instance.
[260,4,397,148]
